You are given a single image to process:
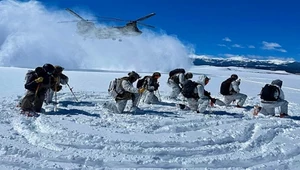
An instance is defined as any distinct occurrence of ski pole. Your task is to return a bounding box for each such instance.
[137,83,148,106]
[66,83,79,102]
[136,88,146,107]
[156,89,162,102]
[136,91,144,107]
[136,95,141,107]
[54,84,58,111]
[54,77,60,103]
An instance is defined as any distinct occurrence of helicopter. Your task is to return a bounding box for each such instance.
[63,8,156,41]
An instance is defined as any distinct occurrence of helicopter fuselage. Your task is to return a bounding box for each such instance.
[66,8,153,40]
[76,21,96,35]
[78,22,142,39]
[114,23,142,36]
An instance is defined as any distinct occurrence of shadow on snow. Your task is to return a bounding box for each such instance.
[45,108,100,118]
[242,105,255,111]
[278,115,300,121]
[210,110,245,118]
[58,101,96,107]
[153,101,177,107]
[122,109,183,118]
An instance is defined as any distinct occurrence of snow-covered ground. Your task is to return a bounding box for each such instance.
[1,66,300,169]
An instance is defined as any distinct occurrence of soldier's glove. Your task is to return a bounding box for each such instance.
[211,98,216,104]
[35,77,44,83]
[210,98,216,107]
[138,88,146,94]
[204,90,211,97]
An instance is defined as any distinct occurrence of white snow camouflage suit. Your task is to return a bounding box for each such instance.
[222,79,247,107]
[259,79,288,116]
[186,75,225,113]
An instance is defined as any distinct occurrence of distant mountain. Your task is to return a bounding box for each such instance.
[191,55,300,74]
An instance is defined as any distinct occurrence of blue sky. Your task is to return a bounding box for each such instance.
[37,0,300,61]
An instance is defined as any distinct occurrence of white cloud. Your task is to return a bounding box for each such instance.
[217,44,227,47]
[248,45,255,48]
[222,37,232,42]
[232,44,244,48]
[261,41,287,52]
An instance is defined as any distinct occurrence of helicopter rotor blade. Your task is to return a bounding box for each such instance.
[57,19,97,23]
[136,22,155,28]
[97,16,128,22]
[66,8,86,21]
[97,13,155,23]
[84,19,97,22]
[134,13,156,22]
[57,20,79,23]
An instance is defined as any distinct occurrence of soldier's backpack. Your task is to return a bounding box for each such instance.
[136,76,149,88]
[181,80,199,98]
[220,78,234,95]
[108,78,124,98]
[260,84,280,101]
[24,67,45,83]
[169,68,185,77]
[25,70,35,83]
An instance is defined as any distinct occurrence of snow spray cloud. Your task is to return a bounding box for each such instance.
[0,0,194,72]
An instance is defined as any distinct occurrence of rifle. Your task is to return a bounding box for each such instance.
[66,83,79,102]
[54,83,58,111]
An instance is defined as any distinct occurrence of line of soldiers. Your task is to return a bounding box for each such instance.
[19,65,289,117]
[107,68,289,117]
[19,63,68,116]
